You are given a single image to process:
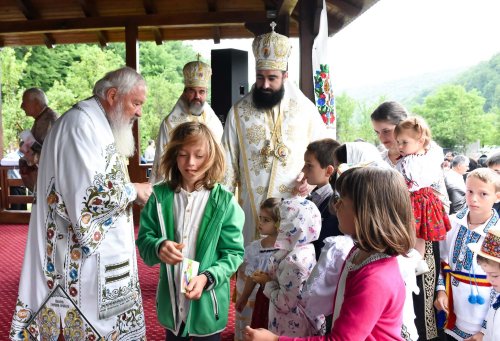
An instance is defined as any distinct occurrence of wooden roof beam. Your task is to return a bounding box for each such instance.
[152,28,163,45]
[43,32,55,48]
[76,0,99,17]
[278,0,299,16]
[328,15,345,36]
[15,0,54,48]
[142,0,157,15]
[142,1,165,45]
[246,0,292,37]
[0,11,268,34]
[212,26,221,44]
[207,0,217,12]
[207,0,220,43]
[329,0,362,18]
[15,0,40,19]
[76,0,108,47]
[97,31,108,47]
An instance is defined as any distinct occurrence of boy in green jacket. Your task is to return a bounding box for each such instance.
[137,122,245,340]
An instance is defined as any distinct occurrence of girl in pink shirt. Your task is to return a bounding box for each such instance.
[244,167,416,341]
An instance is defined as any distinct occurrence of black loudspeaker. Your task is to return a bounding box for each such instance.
[211,49,248,126]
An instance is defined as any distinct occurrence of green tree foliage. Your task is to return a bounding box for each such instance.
[1,48,31,149]
[335,93,356,143]
[1,41,199,154]
[456,53,500,112]
[140,41,198,82]
[412,84,495,151]
[139,76,184,153]
[479,106,500,146]
[47,45,124,113]
[137,41,201,154]
[335,92,380,144]
[15,45,83,91]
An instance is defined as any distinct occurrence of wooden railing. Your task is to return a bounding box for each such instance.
[0,166,33,224]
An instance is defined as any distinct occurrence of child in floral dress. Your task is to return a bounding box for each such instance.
[395,116,451,340]
[264,197,324,337]
[235,198,280,330]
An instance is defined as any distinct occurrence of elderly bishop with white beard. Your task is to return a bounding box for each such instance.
[10,67,152,340]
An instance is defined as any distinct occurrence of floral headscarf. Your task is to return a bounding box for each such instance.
[337,142,391,175]
[268,197,321,277]
[346,142,389,167]
[275,197,322,251]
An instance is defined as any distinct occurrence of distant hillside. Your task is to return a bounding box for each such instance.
[455,52,500,111]
[339,67,467,106]
[341,52,500,112]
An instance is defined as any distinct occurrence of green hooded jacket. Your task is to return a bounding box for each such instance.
[136,183,244,336]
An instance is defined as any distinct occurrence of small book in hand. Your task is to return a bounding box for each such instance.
[180,258,200,293]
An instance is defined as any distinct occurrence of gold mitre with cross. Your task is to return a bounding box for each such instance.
[252,22,292,71]
[183,58,212,88]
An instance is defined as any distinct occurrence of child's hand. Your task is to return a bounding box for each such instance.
[235,296,249,313]
[464,332,484,341]
[158,241,184,265]
[434,290,449,314]
[184,274,208,300]
[133,182,152,206]
[251,271,271,285]
[293,172,315,197]
[244,326,279,341]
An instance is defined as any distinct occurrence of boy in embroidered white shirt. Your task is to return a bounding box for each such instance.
[435,168,500,341]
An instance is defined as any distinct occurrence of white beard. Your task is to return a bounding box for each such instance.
[180,93,205,116]
[189,102,204,116]
[108,103,136,157]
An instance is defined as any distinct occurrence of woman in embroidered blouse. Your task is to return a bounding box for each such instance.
[370,101,409,167]
[244,167,416,341]
[371,101,450,212]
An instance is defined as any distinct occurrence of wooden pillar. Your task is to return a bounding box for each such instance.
[276,15,290,36]
[125,24,145,182]
[125,24,147,224]
[298,0,321,103]
[125,25,139,70]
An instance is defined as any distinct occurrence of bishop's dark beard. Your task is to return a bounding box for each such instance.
[252,85,285,110]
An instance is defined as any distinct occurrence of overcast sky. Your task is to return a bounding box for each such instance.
[188,0,500,91]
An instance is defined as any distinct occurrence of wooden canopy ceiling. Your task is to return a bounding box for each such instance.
[0,0,378,48]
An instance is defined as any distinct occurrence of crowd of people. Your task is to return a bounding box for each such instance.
[8,24,500,341]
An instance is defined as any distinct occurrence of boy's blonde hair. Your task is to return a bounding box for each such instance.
[335,167,415,256]
[159,121,225,191]
[394,116,432,149]
[466,167,500,192]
